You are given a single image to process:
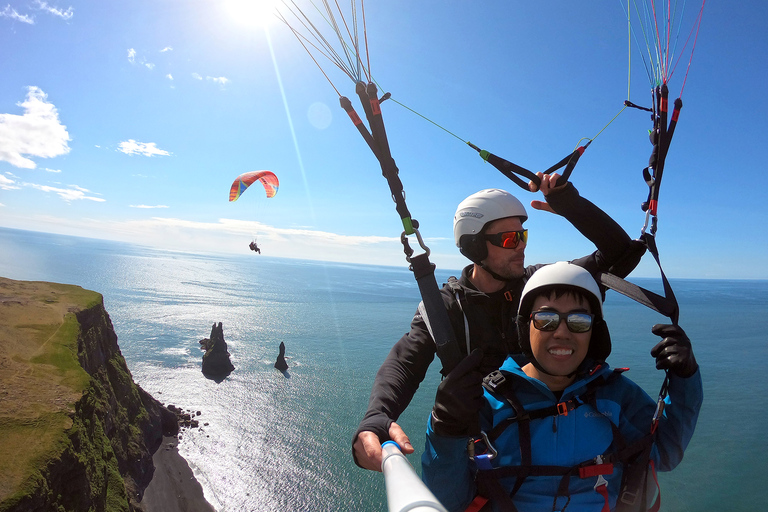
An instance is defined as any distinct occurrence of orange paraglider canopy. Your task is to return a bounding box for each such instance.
[229,171,279,202]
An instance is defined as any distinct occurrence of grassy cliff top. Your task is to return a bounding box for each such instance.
[0,277,100,502]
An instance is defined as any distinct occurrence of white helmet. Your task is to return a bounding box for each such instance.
[517,261,611,361]
[453,189,527,263]
[519,261,603,318]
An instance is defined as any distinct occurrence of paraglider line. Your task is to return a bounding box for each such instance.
[676,0,706,97]
[387,96,468,144]
[361,0,371,80]
[590,104,628,143]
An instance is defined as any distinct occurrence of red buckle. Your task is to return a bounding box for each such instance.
[557,402,570,416]
[579,463,614,479]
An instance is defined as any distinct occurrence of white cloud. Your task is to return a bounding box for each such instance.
[1,5,34,23]
[130,204,169,209]
[207,76,230,86]
[127,48,154,69]
[166,74,173,80]
[118,139,171,157]
[34,0,73,20]
[0,86,71,169]
[0,174,19,190]
[192,73,202,80]
[26,182,105,202]
[42,167,62,173]
[160,46,173,52]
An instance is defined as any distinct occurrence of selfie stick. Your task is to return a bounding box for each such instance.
[381,441,448,512]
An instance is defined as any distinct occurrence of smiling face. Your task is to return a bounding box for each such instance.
[522,290,593,391]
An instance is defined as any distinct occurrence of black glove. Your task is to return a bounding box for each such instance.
[651,324,698,378]
[431,348,485,437]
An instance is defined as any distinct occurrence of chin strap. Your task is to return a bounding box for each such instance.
[478,262,511,283]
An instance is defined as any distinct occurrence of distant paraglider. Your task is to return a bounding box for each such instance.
[229,170,279,201]
[229,171,279,254]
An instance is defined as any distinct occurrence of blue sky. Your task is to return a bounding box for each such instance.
[1,0,766,279]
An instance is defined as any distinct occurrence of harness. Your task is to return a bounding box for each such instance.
[466,368,660,512]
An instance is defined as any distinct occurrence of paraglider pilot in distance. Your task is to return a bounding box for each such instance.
[422,262,702,512]
[249,240,261,254]
[353,173,646,471]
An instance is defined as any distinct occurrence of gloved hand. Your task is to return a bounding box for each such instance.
[431,348,485,437]
[651,324,698,378]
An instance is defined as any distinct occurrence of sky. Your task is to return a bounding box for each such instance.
[1,0,767,279]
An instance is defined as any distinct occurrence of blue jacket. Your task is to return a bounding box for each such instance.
[422,357,703,512]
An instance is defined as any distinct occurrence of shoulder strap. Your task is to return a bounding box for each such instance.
[417,276,471,366]
[446,276,471,356]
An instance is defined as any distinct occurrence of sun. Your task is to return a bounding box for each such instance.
[223,0,281,28]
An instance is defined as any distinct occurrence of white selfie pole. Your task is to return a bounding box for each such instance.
[381,441,448,512]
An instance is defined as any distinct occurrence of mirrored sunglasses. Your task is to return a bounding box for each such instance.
[483,229,528,249]
[531,310,594,333]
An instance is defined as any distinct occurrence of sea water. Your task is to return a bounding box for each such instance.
[1,227,766,511]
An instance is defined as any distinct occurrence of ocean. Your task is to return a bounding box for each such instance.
[0,226,766,511]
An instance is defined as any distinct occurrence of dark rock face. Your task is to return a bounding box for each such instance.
[199,322,234,378]
[0,298,179,512]
[274,342,288,372]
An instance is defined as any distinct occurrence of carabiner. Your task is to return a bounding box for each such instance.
[401,227,430,263]
[467,431,497,461]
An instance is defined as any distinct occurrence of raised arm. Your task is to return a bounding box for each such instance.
[531,173,639,277]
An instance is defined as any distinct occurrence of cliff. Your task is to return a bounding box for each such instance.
[0,278,180,512]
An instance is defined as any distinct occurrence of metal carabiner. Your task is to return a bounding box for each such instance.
[401,227,430,263]
[467,431,498,461]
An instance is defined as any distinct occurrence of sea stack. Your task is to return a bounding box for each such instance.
[274,342,288,372]
[199,322,235,378]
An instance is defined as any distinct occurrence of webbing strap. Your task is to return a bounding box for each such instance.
[412,254,462,375]
[468,142,590,191]
[642,85,683,230]
[597,232,679,325]
[340,81,461,375]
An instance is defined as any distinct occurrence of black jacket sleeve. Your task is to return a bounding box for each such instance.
[351,306,437,466]
[545,182,640,278]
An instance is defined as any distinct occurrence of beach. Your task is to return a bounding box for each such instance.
[142,436,216,512]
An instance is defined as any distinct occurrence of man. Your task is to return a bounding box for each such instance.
[353,174,642,471]
[422,262,702,511]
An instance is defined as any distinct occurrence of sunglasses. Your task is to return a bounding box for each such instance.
[530,310,594,333]
[483,229,528,249]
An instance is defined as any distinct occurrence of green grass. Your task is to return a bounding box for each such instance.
[0,282,134,511]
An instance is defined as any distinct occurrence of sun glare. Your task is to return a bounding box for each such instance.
[223,0,281,28]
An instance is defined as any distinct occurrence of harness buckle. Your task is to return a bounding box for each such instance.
[483,370,506,392]
[578,454,614,479]
[557,401,570,416]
